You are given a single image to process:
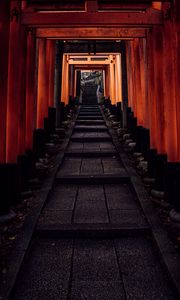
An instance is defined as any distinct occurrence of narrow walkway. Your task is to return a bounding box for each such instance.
[12,106,176,299]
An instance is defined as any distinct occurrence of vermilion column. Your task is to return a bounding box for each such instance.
[37,38,48,128]
[61,54,69,104]
[133,38,143,126]
[105,66,110,98]
[153,26,166,154]
[129,40,137,116]
[26,29,36,149]
[115,54,122,103]
[0,0,10,162]
[163,16,178,162]
[109,55,115,104]
[146,29,157,149]
[139,38,149,129]
[126,41,133,109]
[46,39,55,107]
[6,1,21,163]
[18,26,27,155]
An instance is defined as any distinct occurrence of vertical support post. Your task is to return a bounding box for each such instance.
[26,28,36,149]
[37,38,48,128]
[18,25,27,155]
[6,0,21,162]
[109,54,115,104]
[139,38,149,129]
[105,65,110,99]
[153,26,166,154]
[133,38,143,126]
[61,54,69,104]
[46,39,55,107]
[147,29,157,149]
[0,0,10,162]
[115,54,122,103]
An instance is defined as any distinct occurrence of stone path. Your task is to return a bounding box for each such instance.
[11,105,177,300]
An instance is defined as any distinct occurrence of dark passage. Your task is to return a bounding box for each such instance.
[11,105,176,300]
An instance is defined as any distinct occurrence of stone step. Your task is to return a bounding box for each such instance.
[65,150,117,157]
[74,125,107,132]
[37,225,149,238]
[55,174,129,184]
[77,116,104,120]
[76,120,105,125]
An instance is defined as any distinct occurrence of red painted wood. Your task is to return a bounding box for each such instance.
[37,38,48,128]
[46,40,55,107]
[163,18,178,162]
[18,26,27,155]
[0,0,10,162]
[146,28,157,150]
[26,29,36,149]
[21,10,162,26]
[6,1,21,163]
[153,26,166,154]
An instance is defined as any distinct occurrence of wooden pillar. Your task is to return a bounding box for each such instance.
[146,29,157,149]
[139,38,149,129]
[105,65,110,98]
[37,38,48,128]
[130,40,137,116]
[69,65,74,98]
[6,0,21,163]
[153,26,166,154]
[25,29,36,149]
[109,55,115,104]
[46,39,55,107]
[102,70,106,97]
[61,54,69,104]
[0,0,10,162]
[18,25,27,155]
[126,41,133,109]
[74,69,77,97]
[133,38,143,126]
[163,15,178,162]
[115,54,122,103]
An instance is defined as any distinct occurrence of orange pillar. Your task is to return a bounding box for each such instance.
[105,66,110,98]
[0,0,10,162]
[26,29,36,149]
[139,38,149,129]
[109,55,115,104]
[6,0,21,163]
[146,29,157,149]
[18,26,27,156]
[46,39,55,107]
[163,16,178,162]
[133,38,143,126]
[129,40,137,116]
[126,41,133,109]
[37,38,48,128]
[153,26,166,154]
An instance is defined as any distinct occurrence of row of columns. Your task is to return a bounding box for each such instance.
[126,2,180,163]
[0,1,57,164]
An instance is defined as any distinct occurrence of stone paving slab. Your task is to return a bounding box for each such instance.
[105,184,138,210]
[71,132,110,138]
[74,125,107,132]
[46,185,78,210]
[109,209,147,226]
[73,239,120,281]
[70,280,125,300]
[76,120,105,125]
[74,185,109,223]
[115,237,176,300]
[57,157,124,176]
[12,238,73,300]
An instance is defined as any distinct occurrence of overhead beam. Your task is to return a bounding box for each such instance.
[36,27,147,38]
[21,9,162,26]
